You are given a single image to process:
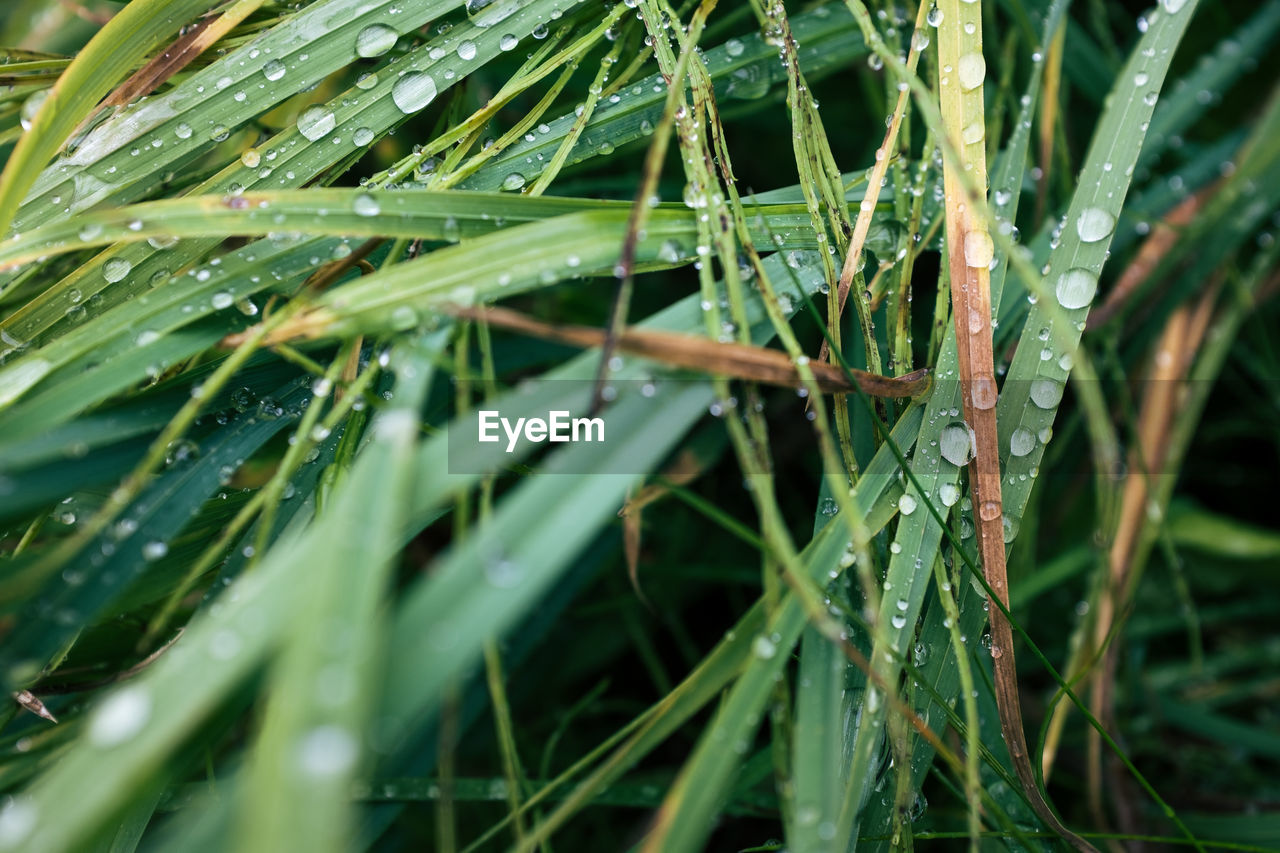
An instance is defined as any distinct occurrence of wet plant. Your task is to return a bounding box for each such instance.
[0,0,1277,851]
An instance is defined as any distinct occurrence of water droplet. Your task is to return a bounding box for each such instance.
[1076,206,1115,242]
[501,172,526,191]
[971,376,997,409]
[356,24,398,58]
[898,494,917,515]
[1055,268,1097,310]
[939,481,960,507]
[211,291,234,310]
[725,38,745,57]
[456,40,477,60]
[297,105,336,141]
[1029,379,1062,408]
[142,540,168,561]
[1161,0,1189,12]
[961,120,984,145]
[963,230,993,267]
[175,122,193,139]
[389,305,419,330]
[88,687,151,747]
[19,90,47,131]
[467,0,518,26]
[499,34,518,51]
[978,500,1001,521]
[103,257,132,282]
[392,72,438,113]
[1009,426,1035,457]
[752,635,777,659]
[958,52,985,90]
[0,798,37,846]
[295,725,358,777]
[353,193,380,217]
[263,59,286,81]
[353,126,375,147]
[940,422,974,466]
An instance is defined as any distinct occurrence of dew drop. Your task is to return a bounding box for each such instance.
[1055,267,1097,310]
[963,230,993,267]
[898,494,917,515]
[296,725,358,778]
[88,687,151,747]
[353,193,380,217]
[297,105,336,140]
[940,422,974,467]
[978,500,1001,521]
[501,172,526,191]
[262,59,286,81]
[392,72,438,113]
[1009,426,1035,457]
[141,540,168,561]
[753,635,777,659]
[355,24,398,58]
[1029,379,1063,409]
[971,376,997,409]
[353,126,375,146]
[1076,206,1115,242]
[103,257,132,282]
[957,52,985,90]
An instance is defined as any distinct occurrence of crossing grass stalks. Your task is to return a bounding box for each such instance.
[1,1,1278,851]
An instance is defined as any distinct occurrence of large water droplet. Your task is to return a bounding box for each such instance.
[1161,0,1189,12]
[296,725,358,777]
[355,24,398,58]
[353,193,380,217]
[501,172,526,191]
[262,59,286,81]
[940,422,974,466]
[899,494,918,515]
[1055,267,1097,310]
[971,376,997,409]
[297,105,336,141]
[103,257,132,282]
[1029,379,1062,409]
[1009,426,1035,457]
[391,72,438,113]
[1076,206,1115,242]
[89,687,151,747]
[957,52,985,90]
[963,230,993,267]
[939,481,960,507]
